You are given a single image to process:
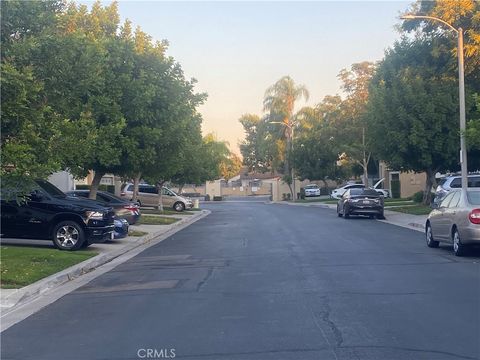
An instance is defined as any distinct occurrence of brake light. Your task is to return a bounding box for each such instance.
[120,192,126,196]
[124,205,139,212]
[469,209,480,224]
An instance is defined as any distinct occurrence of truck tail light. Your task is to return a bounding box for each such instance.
[469,209,480,224]
[124,205,138,212]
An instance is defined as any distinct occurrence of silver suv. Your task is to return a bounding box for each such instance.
[434,174,480,205]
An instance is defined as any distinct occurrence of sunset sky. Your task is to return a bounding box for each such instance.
[80,1,411,154]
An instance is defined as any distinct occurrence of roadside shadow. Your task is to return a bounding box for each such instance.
[437,244,480,259]
[0,238,54,249]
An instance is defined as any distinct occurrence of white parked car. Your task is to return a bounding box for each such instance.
[331,178,390,199]
[331,183,365,199]
[304,184,321,197]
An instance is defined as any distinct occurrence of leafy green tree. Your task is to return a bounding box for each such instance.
[1,0,64,197]
[220,153,243,181]
[239,114,280,173]
[367,36,461,204]
[294,96,352,182]
[403,0,480,164]
[337,62,376,186]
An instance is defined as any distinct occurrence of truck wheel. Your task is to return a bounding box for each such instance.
[52,220,85,250]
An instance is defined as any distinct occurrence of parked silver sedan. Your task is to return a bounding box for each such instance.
[425,189,480,256]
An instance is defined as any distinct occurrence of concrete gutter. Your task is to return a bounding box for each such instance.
[0,210,210,314]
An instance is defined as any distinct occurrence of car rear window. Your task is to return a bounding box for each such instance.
[127,185,134,191]
[468,191,480,205]
[468,176,480,187]
[350,189,378,196]
[450,178,461,188]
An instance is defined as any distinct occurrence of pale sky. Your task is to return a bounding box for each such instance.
[81,1,411,154]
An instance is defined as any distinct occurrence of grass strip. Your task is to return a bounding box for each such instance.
[136,215,180,225]
[141,209,194,215]
[388,205,432,215]
[128,230,149,237]
[384,198,413,203]
[0,246,97,289]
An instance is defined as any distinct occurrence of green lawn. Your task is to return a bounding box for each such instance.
[384,198,413,204]
[0,246,97,289]
[128,230,149,237]
[387,205,432,215]
[136,215,180,225]
[141,209,194,215]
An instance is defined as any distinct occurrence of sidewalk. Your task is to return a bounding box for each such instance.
[0,210,210,313]
[273,201,427,233]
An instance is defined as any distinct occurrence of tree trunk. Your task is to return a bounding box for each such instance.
[132,173,141,202]
[156,181,165,212]
[178,183,185,194]
[362,127,369,187]
[423,169,436,205]
[89,171,105,200]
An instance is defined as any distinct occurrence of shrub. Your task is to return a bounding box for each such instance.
[412,191,424,203]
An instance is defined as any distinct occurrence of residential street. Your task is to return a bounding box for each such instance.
[2,201,479,360]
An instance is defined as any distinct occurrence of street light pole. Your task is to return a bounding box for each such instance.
[401,15,469,197]
[457,28,468,195]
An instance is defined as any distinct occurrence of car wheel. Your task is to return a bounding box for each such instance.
[337,205,343,217]
[344,205,350,219]
[377,212,385,220]
[425,223,439,248]
[173,201,185,212]
[452,228,466,256]
[52,220,85,250]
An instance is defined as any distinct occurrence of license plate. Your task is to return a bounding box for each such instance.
[362,200,370,204]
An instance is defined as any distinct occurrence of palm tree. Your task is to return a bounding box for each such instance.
[263,76,309,199]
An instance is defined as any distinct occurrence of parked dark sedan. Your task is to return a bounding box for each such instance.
[66,190,140,225]
[337,188,385,219]
[1,180,115,250]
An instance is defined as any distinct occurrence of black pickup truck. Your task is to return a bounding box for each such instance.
[1,180,115,250]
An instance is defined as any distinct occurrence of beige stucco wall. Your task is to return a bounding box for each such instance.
[399,172,426,198]
[221,184,271,197]
[267,178,312,201]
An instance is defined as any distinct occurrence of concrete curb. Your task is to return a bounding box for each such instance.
[1,210,210,313]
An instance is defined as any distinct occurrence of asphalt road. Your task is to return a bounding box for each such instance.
[2,202,480,360]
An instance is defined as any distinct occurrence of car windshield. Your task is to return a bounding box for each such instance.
[467,191,480,205]
[306,185,318,189]
[35,180,66,198]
